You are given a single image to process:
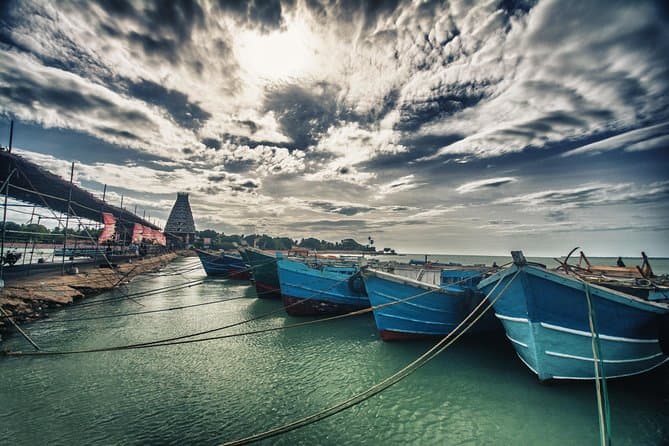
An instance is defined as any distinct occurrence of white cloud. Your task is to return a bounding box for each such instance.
[561,123,669,157]
[457,177,517,193]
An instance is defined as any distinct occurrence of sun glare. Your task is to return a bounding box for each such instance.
[235,20,316,82]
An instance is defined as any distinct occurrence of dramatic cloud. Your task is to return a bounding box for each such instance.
[495,181,669,210]
[1,0,668,255]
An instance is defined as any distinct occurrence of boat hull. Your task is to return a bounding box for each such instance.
[195,250,251,280]
[478,265,669,380]
[244,248,281,299]
[277,259,369,316]
[363,269,498,341]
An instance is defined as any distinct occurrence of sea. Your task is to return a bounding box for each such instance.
[1,254,668,445]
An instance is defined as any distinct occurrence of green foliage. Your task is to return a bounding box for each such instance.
[193,229,375,252]
[0,221,102,243]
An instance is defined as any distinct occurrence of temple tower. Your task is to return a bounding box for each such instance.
[164,192,196,247]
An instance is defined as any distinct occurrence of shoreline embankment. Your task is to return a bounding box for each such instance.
[0,251,183,342]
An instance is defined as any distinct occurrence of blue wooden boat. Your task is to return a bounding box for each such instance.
[194,248,251,280]
[362,265,496,341]
[477,251,669,381]
[276,257,369,316]
[239,246,281,299]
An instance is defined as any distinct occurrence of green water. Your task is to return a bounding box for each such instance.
[1,257,668,445]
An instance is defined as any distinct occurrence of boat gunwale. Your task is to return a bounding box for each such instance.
[364,268,471,294]
[478,264,669,312]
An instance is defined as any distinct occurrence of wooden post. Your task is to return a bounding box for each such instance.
[61,162,74,274]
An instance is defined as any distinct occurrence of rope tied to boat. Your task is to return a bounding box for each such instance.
[220,269,519,445]
[0,305,40,351]
[2,263,511,357]
[581,280,613,446]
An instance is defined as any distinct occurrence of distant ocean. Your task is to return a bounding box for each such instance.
[376,253,669,276]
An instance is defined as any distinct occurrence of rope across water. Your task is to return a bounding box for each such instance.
[3,263,510,357]
[221,269,520,445]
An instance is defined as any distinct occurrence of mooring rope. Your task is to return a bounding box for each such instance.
[3,264,510,357]
[71,278,208,307]
[0,306,41,351]
[221,269,519,445]
[34,295,255,324]
[582,280,613,446]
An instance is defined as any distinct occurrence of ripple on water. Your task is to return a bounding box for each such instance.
[1,257,668,445]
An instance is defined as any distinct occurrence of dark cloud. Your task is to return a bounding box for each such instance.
[240,180,259,189]
[127,31,180,62]
[285,218,369,230]
[309,201,374,216]
[498,182,669,209]
[364,133,464,171]
[207,173,227,182]
[0,69,155,136]
[222,158,256,174]
[0,2,114,82]
[126,79,211,129]
[95,0,136,15]
[395,81,494,131]
[480,179,514,189]
[105,0,204,44]
[96,0,217,68]
[499,0,538,15]
[546,210,569,222]
[237,119,258,133]
[217,133,301,152]
[96,126,140,140]
[201,138,221,150]
[263,81,341,149]
[305,0,403,31]
[216,0,290,32]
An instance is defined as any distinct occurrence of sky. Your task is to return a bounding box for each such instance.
[0,0,668,257]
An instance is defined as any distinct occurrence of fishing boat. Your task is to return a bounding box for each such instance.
[477,251,669,381]
[194,248,251,280]
[362,264,496,341]
[239,246,281,299]
[276,256,369,315]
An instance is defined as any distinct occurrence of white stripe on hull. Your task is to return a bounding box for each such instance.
[506,334,528,348]
[494,313,529,323]
[552,357,669,380]
[516,353,538,376]
[544,350,664,364]
[377,312,457,327]
[540,322,658,344]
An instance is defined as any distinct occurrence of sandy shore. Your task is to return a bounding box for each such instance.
[0,252,180,341]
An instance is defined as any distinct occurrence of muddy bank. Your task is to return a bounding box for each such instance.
[0,252,179,341]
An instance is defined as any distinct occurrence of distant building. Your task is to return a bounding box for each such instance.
[164,192,196,248]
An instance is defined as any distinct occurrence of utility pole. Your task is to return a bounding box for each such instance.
[8,120,14,153]
[61,162,74,274]
[119,195,125,248]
